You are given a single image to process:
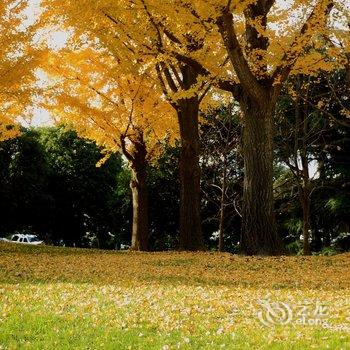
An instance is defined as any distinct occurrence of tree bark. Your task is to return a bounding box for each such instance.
[345,53,350,90]
[177,98,204,250]
[300,186,311,255]
[298,81,312,256]
[176,65,204,251]
[127,139,149,251]
[240,100,282,255]
[300,137,311,256]
[218,160,227,252]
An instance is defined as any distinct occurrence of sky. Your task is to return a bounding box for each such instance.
[20,0,68,127]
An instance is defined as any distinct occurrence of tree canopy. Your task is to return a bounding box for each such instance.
[0,0,39,140]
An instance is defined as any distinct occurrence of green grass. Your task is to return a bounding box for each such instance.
[0,243,349,349]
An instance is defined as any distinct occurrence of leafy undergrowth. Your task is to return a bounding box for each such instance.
[0,243,349,349]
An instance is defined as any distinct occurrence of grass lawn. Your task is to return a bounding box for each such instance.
[0,243,350,349]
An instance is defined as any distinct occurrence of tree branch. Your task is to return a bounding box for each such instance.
[216,9,267,103]
[120,134,134,162]
[271,0,334,96]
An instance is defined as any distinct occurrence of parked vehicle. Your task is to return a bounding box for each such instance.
[7,234,44,245]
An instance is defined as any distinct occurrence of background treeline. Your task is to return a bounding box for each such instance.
[0,73,349,254]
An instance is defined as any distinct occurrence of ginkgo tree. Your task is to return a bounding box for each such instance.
[0,0,38,141]
[43,48,177,251]
[108,0,345,255]
[40,0,349,254]
[325,3,350,119]
[40,0,218,251]
[142,0,346,255]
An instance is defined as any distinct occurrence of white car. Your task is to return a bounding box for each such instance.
[8,234,44,245]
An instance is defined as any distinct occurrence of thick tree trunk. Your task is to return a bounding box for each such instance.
[176,65,204,251]
[177,97,204,251]
[129,140,149,251]
[240,101,282,255]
